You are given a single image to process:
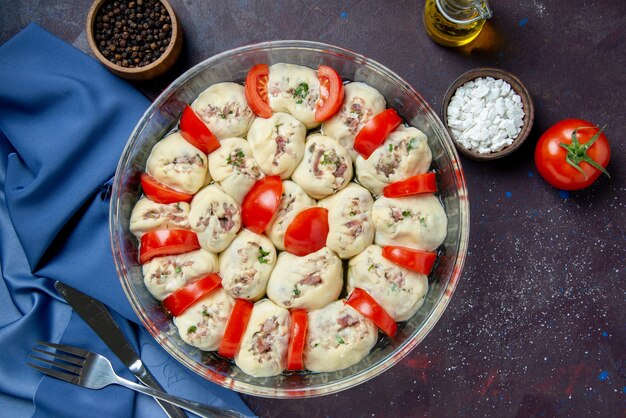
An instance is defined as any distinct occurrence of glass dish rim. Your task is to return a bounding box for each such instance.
[110,39,470,398]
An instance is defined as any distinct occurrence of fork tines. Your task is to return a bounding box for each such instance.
[27,341,88,384]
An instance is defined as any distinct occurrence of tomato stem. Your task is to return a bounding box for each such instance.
[559,125,610,179]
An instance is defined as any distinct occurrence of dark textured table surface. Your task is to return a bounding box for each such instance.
[2,1,624,417]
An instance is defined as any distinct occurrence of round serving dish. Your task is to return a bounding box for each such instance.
[442,67,535,161]
[109,41,470,398]
[86,0,183,80]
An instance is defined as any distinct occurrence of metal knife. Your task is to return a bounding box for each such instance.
[54,281,187,418]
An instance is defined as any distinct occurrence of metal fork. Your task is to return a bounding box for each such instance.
[28,341,247,418]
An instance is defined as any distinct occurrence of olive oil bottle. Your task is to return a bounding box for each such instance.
[424,0,492,47]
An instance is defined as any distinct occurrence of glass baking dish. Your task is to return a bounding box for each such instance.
[109,40,469,398]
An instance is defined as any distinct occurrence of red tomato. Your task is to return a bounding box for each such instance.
[218,299,254,359]
[242,176,282,234]
[162,273,222,316]
[286,309,308,371]
[139,229,200,264]
[179,105,220,154]
[353,109,403,159]
[245,64,272,118]
[535,119,610,190]
[382,246,437,275]
[140,173,194,204]
[345,288,397,338]
[315,65,344,122]
[383,172,438,197]
[284,207,329,257]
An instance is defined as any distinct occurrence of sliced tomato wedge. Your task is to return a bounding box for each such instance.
[139,229,200,264]
[179,105,220,154]
[383,172,438,197]
[382,246,437,275]
[345,288,397,338]
[353,108,403,159]
[284,207,329,257]
[218,299,254,359]
[242,176,282,234]
[286,309,308,371]
[162,273,222,316]
[245,64,272,118]
[315,65,344,122]
[141,173,194,204]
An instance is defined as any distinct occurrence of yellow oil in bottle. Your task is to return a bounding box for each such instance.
[424,0,487,47]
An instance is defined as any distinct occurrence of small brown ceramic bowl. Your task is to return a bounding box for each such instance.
[86,0,183,80]
[442,67,534,161]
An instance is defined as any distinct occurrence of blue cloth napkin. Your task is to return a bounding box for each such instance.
[0,23,254,418]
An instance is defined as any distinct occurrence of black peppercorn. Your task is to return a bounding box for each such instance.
[93,0,173,69]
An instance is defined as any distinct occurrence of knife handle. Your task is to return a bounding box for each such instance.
[115,376,246,418]
[136,370,188,418]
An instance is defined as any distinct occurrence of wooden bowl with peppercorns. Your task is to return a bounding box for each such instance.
[87,0,182,80]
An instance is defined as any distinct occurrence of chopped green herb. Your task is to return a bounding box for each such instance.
[419,217,426,226]
[368,264,375,271]
[187,325,197,334]
[258,247,271,264]
[402,210,412,218]
[219,113,227,119]
[320,153,334,165]
[174,266,182,274]
[388,143,394,152]
[293,82,309,104]
[293,286,301,296]
[407,138,417,152]
[313,342,319,348]
[202,308,209,317]
[227,149,246,167]
[336,335,345,345]
[349,210,357,217]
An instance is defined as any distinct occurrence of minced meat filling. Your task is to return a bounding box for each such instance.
[249,317,279,361]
